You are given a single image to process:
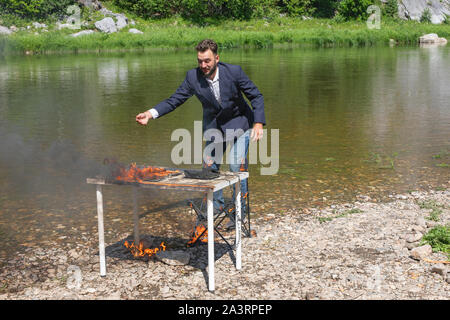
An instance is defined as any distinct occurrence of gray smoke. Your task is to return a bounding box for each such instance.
[0,125,106,195]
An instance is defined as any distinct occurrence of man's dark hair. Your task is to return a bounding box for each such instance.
[196,39,218,55]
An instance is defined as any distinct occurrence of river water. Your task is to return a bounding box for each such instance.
[0,46,449,259]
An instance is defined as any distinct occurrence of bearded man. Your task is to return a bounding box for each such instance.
[136,39,266,222]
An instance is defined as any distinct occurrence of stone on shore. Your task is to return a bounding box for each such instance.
[419,33,448,45]
[95,17,117,33]
[156,250,190,266]
[410,245,433,261]
[0,26,12,35]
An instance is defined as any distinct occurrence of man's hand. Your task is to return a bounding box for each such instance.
[251,122,263,142]
[136,110,152,125]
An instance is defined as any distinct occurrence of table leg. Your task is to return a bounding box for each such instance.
[133,186,140,244]
[207,191,215,292]
[235,181,242,270]
[96,185,106,277]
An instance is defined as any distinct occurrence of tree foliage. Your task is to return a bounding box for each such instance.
[336,0,375,21]
[382,0,398,18]
[0,0,76,19]
[112,0,348,20]
[0,0,403,22]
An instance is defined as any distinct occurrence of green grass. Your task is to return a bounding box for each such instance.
[317,208,364,223]
[420,225,450,259]
[418,200,444,222]
[1,14,449,55]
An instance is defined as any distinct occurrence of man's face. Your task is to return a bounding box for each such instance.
[197,49,219,79]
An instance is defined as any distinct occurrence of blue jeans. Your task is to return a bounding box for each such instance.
[204,130,249,213]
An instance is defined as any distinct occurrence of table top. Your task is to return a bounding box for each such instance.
[86,171,249,192]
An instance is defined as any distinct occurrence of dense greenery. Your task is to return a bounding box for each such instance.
[111,0,385,21]
[334,0,375,21]
[0,0,394,22]
[421,225,450,259]
[0,0,76,19]
[0,0,441,23]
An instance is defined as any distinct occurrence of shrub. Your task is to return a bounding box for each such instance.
[420,7,432,23]
[336,0,375,21]
[278,0,316,17]
[114,0,263,21]
[444,14,449,25]
[313,0,338,18]
[113,0,177,19]
[382,0,398,18]
[0,0,76,19]
[180,0,264,21]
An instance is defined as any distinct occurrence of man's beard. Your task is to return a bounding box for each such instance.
[203,62,217,78]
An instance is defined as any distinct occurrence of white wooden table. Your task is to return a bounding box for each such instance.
[87,171,249,292]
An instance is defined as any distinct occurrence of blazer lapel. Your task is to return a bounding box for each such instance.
[218,63,226,109]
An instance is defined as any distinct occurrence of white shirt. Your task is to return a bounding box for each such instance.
[148,67,220,119]
[205,66,221,105]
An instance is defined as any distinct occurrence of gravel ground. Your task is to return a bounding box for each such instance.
[0,189,448,300]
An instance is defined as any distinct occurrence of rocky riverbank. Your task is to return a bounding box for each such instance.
[0,188,448,300]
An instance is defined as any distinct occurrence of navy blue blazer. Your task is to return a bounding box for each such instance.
[153,62,265,139]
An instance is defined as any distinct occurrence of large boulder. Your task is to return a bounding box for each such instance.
[398,0,450,24]
[95,17,117,33]
[419,33,448,46]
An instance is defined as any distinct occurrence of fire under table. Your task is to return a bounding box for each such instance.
[86,171,249,292]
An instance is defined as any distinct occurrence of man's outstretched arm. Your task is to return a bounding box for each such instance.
[136,74,194,126]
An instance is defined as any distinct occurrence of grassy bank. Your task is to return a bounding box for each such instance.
[1,15,450,55]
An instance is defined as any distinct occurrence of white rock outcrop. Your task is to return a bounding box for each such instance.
[399,0,450,24]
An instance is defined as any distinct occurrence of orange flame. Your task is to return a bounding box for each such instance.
[116,163,180,183]
[239,159,246,172]
[124,240,166,258]
[187,224,208,246]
